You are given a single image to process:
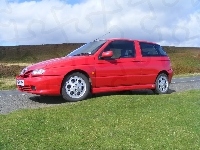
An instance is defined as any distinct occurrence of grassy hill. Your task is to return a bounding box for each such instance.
[0,43,83,80]
[0,44,200,79]
[0,43,83,63]
[164,46,200,74]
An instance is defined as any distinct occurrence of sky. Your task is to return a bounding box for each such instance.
[0,0,200,47]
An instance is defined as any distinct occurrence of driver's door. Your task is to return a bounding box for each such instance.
[94,40,141,88]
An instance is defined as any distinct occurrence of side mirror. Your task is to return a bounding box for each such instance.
[101,50,113,58]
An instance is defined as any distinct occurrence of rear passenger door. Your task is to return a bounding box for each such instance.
[139,42,168,85]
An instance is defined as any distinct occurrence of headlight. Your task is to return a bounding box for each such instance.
[32,69,45,75]
[20,67,28,75]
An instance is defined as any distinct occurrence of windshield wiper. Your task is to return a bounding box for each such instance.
[73,53,91,56]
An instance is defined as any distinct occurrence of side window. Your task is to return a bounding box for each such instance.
[140,42,167,57]
[103,40,135,59]
[154,44,167,56]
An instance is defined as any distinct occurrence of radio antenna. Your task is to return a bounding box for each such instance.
[94,32,110,41]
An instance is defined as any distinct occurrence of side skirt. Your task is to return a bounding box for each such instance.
[92,84,155,94]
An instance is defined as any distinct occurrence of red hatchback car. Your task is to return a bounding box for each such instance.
[16,38,173,102]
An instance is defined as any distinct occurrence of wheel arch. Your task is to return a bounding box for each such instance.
[60,69,92,94]
[154,70,169,83]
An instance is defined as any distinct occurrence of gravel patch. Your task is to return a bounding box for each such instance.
[0,80,200,115]
[0,94,47,115]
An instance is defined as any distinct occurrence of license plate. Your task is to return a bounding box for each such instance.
[16,80,24,86]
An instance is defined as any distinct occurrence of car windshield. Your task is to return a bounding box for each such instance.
[67,40,106,57]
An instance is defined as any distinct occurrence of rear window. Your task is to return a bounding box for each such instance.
[140,42,167,57]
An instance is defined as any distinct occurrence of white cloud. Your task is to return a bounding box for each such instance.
[0,0,200,46]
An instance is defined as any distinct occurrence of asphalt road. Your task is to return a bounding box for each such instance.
[0,76,200,114]
[171,76,200,84]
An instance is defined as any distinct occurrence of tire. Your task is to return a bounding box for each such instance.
[153,73,169,94]
[61,72,91,102]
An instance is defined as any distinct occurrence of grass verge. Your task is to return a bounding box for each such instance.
[0,77,16,90]
[0,90,200,149]
[173,73,200,78]
[1,62,32,67]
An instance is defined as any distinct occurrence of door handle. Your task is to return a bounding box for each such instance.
[131,60,141,62]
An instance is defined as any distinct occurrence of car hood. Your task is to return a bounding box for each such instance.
[26,56,95,71]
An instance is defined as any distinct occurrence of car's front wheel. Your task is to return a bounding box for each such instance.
[62,72,90,102]
[153,73,169,94]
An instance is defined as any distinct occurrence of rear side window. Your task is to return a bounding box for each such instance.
[140,42,167,57]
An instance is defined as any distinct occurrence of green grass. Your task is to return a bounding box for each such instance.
[0,77,16,90]
[0,90,200,149]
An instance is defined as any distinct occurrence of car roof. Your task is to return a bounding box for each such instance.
[100,38,158,45]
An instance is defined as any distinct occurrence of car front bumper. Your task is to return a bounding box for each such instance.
[16,75,63,96]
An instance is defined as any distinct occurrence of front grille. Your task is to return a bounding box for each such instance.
[18,85,32,91]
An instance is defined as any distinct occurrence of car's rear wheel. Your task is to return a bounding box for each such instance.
[153,73,169,94]
[62,72,90,102]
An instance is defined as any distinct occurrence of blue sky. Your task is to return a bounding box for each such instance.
[0,0,200,46]
[17,0,84,5]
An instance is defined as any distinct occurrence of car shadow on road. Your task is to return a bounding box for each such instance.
[29,95,66,104]
[92,89,176,98]
[29,89,176,104]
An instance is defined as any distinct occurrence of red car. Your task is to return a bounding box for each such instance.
[16,38,173,102]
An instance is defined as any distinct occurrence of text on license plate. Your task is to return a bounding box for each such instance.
[17,80,24,86]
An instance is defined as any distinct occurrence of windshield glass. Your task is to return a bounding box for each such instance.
[67,40,106,56]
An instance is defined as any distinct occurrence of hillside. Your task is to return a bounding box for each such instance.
[0,43,84,63]
[164,46,200,74]
[0,44,200,77]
